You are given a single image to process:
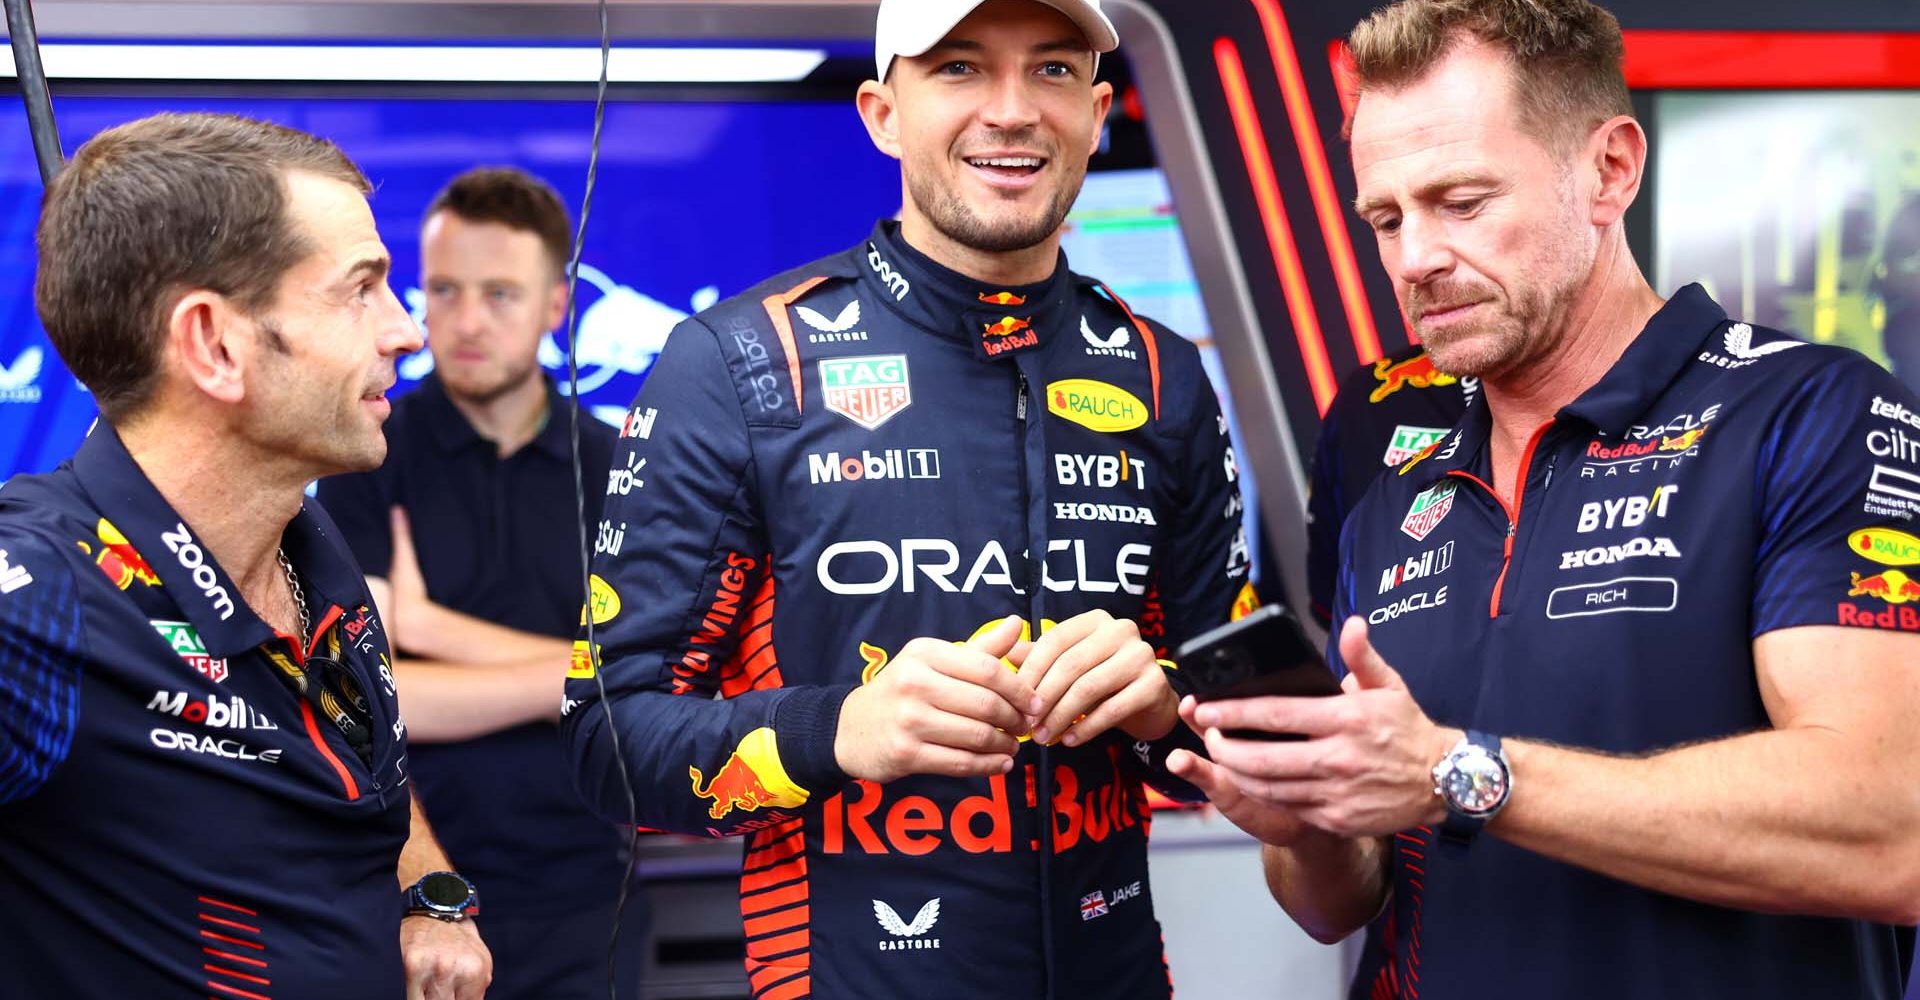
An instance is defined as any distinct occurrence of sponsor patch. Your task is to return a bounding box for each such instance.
[1384,426,1450,467]
[1849,527,1920,567]
[1081,316,1137,360]
[821,355,912,430]
[1696,323,1803,369]
[151,620,229,683]
[1400,481,1457,541]
[1545,577,1678,619]
[690,727,809,820]
[0,549,30,595]
[584,575,621,625]
[1047,379,1147,433]
[874,898,942,950]
[1378,541,1454,593]
[1559,536,1683,570]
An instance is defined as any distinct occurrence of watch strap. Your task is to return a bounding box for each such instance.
[1437,730,1503,849]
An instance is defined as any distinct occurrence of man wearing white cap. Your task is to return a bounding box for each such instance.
[565,3,1254,998]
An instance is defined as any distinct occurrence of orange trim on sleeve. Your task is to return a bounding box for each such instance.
[1097,282,1162,421]
[760,277,830,415]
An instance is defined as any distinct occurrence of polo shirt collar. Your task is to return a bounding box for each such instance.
[417,371,573,461]
[70,424,367,659]
[1560,283,1727,436]
[1402,283,1728,484]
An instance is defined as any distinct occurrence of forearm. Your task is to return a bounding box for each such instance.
[397,601,571,665]
[398,793,455,888]
[1495,727,1920,923]
[393,656,566,743]
[1261,831,1389,944]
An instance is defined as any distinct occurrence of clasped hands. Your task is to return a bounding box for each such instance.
[834,610,1176,784]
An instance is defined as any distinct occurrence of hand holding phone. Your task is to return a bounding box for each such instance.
[1175,605,1340,741]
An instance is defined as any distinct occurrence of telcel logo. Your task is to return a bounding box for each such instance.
[1047,379,1146,433]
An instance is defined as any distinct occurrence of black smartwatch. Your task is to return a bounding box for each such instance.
[405,871,480,922]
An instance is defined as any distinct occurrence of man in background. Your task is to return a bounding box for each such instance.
[317,166,640,999]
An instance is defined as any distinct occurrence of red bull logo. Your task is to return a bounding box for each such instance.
[979,315,1040,357]
[689,728,807,821]
[1848,569,1920,605]
[1658,428,1707,452]
[86,518,161,591]
[1368,353,1456,404]
[978,291,1028,307]
[983,316,1033,338]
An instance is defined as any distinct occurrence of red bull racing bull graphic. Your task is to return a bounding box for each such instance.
[1658,428,1707,452]
[1368,353,1457,404]
[1848,569,1920,605]
[81,517,161,591]
[689,727,809,821]
[821,355,912,431]
[979,315,1039,358]
[977,291,1028,307]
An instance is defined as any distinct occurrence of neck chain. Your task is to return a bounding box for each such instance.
[276,548,311,646]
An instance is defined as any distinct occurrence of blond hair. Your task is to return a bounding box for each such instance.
[1347,0,1632,149]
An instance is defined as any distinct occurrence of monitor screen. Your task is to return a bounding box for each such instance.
[0,88,1260,581]
[1651,90,1920,391]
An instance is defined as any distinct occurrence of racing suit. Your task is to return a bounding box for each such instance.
[563,221,1252,1000]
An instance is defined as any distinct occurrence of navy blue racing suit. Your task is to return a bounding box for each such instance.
[562,221,1253,1000]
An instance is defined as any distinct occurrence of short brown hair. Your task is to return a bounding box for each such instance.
[35,112,368,421]
[1347,0,1633,150]
[424,167,573,280]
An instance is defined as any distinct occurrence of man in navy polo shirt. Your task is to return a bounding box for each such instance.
[0,114,491,997]
[1171,2,1920,998]
[316,166,638,1000]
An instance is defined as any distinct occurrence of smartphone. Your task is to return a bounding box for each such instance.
[1175,604,1342,741]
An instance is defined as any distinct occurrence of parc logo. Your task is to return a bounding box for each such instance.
[821,355,912,430]
[1047,379,1147,433]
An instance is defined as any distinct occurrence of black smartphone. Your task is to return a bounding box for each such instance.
[1175,604,1342,741]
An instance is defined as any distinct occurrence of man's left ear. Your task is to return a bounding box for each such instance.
[1086,80,1115,159]
[545,279,570,334]
[1588,115,1647,229]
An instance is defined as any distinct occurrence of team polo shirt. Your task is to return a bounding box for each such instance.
[0,426,411,998]
[315,374,625,916]
[1334,285,1916,1000]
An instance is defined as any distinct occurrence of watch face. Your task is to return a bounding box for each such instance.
[420,873,471,908]
[1444,751,1507,814]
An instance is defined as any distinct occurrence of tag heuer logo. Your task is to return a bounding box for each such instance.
[151,620,229,683]
[821,355,911,430]
[1401,481,1457,541]
[1383,425,1450,467]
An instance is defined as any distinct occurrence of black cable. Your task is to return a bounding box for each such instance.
[555,2,635,998]
[4,0,63,185]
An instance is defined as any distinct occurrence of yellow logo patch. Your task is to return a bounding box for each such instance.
[1046,379,1147,433]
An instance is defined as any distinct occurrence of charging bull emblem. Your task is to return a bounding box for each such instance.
[85,518,162,591]
[689,727,809,820]
[1369,353,1457,403]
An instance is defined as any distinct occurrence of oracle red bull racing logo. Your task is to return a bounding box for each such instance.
[1368,353,1457,403]
[689,727,808,821]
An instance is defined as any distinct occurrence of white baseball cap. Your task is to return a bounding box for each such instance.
[873,0,1120,81]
